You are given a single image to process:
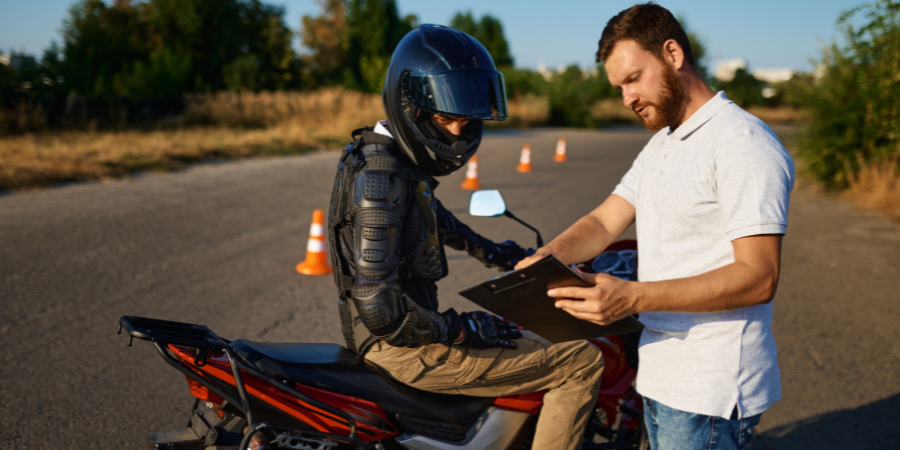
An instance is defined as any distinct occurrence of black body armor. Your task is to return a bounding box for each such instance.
[328,128,522,355]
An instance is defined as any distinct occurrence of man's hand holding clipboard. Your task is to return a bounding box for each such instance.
[547,269,642,327]
[459,255,642,343]
[515,247,644,329]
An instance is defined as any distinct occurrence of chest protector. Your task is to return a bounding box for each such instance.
[327,128,449,354]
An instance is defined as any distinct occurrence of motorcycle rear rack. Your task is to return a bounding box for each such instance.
[119,316,366,449]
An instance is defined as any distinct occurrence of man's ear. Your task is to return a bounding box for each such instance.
[662,39,685,70]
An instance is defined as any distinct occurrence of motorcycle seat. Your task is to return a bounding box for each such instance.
[230,340,492,426]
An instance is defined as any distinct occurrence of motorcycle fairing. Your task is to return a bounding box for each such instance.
[168,344,399,442]
[397,407,532,450]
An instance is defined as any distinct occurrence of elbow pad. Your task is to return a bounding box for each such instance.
[352,288,446,347]
[353,289,400,336]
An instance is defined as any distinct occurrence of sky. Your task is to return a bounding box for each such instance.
[0,0,867,73]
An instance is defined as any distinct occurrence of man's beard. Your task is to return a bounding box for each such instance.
[634,65,686,131]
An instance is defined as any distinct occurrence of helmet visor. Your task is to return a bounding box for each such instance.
[405,69,508,120]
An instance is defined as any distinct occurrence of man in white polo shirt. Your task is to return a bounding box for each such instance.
[516,3,794,449]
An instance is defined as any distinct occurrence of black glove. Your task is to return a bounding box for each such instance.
[485,240,537,271]
[457,311,523,349]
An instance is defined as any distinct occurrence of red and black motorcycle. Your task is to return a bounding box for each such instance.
[121,190,645,450]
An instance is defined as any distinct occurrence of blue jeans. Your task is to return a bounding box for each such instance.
[643,397,761,450]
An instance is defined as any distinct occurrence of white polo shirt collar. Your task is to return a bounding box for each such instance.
[669,91,732,141]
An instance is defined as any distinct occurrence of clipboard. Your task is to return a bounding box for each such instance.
[458,255,644,343]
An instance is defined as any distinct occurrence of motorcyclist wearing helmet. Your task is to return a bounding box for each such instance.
[327,24,603,450]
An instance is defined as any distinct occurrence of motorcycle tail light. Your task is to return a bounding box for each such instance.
[247,433,270,450]
[185,375,224,405]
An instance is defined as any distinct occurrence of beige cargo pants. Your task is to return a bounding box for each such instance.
[365,331,604,450]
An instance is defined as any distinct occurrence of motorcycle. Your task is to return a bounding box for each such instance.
[120,190,646,450]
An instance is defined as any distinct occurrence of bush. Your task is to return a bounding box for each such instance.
[795,0,900,189]
[490,94,550,128]
[718,68,766,108]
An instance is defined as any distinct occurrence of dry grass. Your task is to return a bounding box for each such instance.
[0,103,47,134]
[0,88,557,190]
[179,88,383,129]
[844,160,900,221]
[0,88,384,190]
[591,98,641,125]
[500,94,550,127]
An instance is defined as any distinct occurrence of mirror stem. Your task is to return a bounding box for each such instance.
[503,211,544,248]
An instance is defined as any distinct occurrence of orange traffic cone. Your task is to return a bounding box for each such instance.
[516,144,533,173]
[460,155,482,190]
[296,209,332,275]
[554,137,567,162]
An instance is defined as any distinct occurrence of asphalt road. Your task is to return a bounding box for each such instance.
[1,128,898,449]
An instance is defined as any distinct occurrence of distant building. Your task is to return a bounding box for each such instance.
[537,63,553,80]
[751,68,794,84]
[716,59,794,84]
[715,58,747,82]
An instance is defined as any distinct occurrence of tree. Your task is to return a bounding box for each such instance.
[113,48,192,100]
[301,0,414,92]
[717,67,765,108]
[300,0,347,89]
[60,0,297,96]
[545,65,614,128]
[233,0,297,90]
[500,66,548,101]
[144,0,245,92]
[795,0,900,188]
[61,0,153,97]
[449,11,477,36]
[677,16,711,83]
[344,0,415,92]
[449,11,514,67]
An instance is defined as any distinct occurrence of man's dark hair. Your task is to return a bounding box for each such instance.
[596,2,695,68]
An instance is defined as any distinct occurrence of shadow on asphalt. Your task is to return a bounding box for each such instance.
[596,125,654,133]
[483,128,548,137]
[483,181,550,189]
[750,393,900,450]
[533,165,603,173]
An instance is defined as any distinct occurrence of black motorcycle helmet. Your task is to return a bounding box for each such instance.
[383,24,509,176]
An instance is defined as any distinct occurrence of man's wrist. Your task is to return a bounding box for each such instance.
[442,308,465,343]
[627,280,646,314]
[536,243,561,261]
[454,324,466,342]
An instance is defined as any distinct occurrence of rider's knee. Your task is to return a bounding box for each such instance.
[569,340,605,382]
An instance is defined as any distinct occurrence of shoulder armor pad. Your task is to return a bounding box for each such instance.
[352,166,406,280]
[353,169,404,210]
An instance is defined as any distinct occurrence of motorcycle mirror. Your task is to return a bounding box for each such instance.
[469,190,507,217]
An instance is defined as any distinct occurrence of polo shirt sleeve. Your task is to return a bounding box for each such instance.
[612,149,646,207]
[716,133,795,241]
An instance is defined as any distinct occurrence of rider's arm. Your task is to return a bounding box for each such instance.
[515,193,636,269]
[434,198,528,271]
[348,162,462,348]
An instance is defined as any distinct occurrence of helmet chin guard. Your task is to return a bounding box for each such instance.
[383,24,508,177]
